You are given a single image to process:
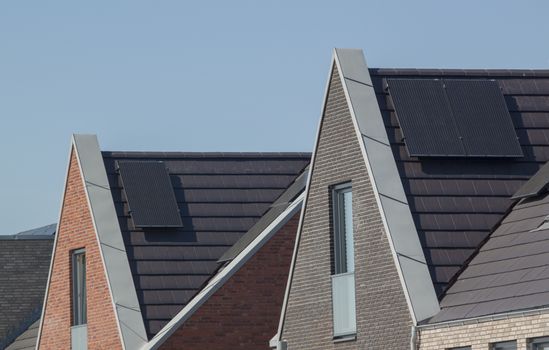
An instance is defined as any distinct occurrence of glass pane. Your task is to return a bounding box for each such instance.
[535,343,549,350]
[73,251,87,326]
[342,191,354,273]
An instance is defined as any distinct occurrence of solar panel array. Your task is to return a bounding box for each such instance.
[387,78,523,158]
[117,161,183,228]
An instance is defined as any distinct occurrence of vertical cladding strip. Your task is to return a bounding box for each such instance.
[36,148,122,350]
[280,55,412,349]
[72,135,148,350]
[334,48,440,324]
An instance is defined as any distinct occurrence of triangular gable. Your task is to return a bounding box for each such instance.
[37,135,147,350]
[275,49,439,345]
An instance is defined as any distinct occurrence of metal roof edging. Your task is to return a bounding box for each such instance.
[272,55,335,346]
[72,134,148,350]
[143,192,305,350]
[333,48,440,324]
[418,305,549,330]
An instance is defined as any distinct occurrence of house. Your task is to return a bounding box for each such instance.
[273,49,549,349]
[36,135,310,350]
[0,224,55,350]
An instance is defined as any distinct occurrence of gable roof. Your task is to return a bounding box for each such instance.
[102,151,310,339]
[0,224,55,350]
[370,67,549,297]
[429,188,549,323]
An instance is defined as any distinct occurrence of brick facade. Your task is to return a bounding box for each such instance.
[158,214,299,350]
[418,310,549,349]
[280,66,412,349]
[38,150,123,350]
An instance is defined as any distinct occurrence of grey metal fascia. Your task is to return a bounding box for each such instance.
[72,134,148,350]
[143,192,305,350]
[418,305,549,330]
[334,48,440,323]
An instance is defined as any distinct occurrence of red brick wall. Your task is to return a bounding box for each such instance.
[38,150,123,350]
[159,213,299,350]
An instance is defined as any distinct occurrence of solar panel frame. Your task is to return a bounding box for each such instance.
[387,78,466,157]
[117,161,183,228]
[444,79,523,158]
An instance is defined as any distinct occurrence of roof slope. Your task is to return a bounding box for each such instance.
[371,68,549,296]
[0,225,55,350]
[102,151,310,338]
[5,321,39,350]
[431,190,549,323]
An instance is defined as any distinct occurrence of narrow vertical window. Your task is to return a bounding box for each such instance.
[72,249,86,326]
[491,341,516,350]
[331,183,356,340]
[333,185,354,274]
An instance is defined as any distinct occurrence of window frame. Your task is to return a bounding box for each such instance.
[71,248,87,326]
[491,340,517,350]
[530,337,549,350]
[332,183,354,275]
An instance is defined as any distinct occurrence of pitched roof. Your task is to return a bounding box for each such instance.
[430,188,549,323]
[5,321,39,350]
[101,151,310,338]
[0,225,55,350]
[370,68,549,296]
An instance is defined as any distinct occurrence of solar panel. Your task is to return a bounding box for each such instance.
[388,78,523,158]
[444,79,523,157]
[512,161,549,200]
[387,79,465,157]
[117,161,183,228]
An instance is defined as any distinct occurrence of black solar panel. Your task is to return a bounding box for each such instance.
[445,79,523,157]
[512,162,549,200]
[117,161,183,228]
[388,78,523,158]
[387,79,465,157]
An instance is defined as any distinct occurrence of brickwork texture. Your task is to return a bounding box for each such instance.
[38,151,122,350]
[280,66,412,349]
[159,214,299,350]
[419,311,549,349]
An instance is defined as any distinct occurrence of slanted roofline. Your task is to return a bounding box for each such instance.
[144,191,305,350]
[37,134,148,350]
[274,49,439,343]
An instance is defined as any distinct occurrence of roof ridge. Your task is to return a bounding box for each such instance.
[101,151,312,159]
[369,67,549,77]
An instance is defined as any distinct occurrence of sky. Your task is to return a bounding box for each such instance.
[1,0,548,235]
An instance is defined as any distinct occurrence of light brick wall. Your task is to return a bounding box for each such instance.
[280,66,412,349]
[159,214,299,350]
[38,150,123,350]
[418,311,549,349]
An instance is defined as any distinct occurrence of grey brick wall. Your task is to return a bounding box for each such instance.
[281,66,412,349]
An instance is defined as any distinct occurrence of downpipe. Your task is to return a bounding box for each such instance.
[410,325,418,350]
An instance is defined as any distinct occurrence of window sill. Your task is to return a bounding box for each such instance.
[333,334,356,343]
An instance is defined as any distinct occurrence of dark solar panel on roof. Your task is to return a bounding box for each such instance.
[445,79,523,157]
[387,78,465,157]
[117,161,183,228]
[387,78,523,158]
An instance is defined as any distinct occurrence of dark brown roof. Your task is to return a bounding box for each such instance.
[431,189,549,322]
[370,68,549,296]
[102,151,310,338]
[0,225,55,350]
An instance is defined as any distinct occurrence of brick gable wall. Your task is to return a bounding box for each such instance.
[280,66,412,349]
[158,214,299,350]
[38,150,122,350]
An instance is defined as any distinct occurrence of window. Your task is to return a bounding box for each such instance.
[72,249,86,326]
[333,184,354,274]
[531,337,549,350]
[331,183,356,339]
[448,347,471,350]
[491,340,516,350]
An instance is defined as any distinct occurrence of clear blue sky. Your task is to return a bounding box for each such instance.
[1,1,548,235]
